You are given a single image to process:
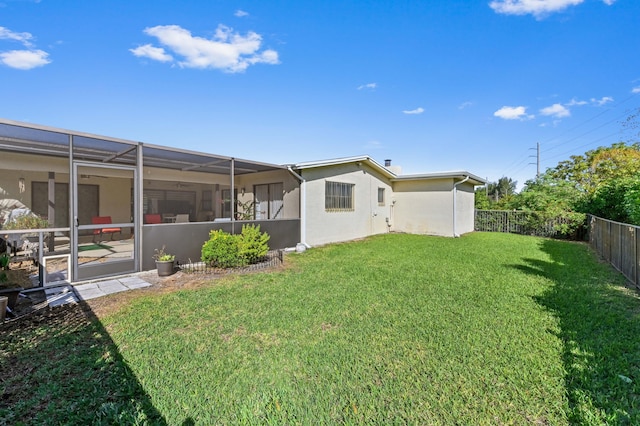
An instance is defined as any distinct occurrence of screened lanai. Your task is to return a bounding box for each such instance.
[0,119,300,284]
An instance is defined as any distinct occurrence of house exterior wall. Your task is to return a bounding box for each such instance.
[235,169,300,220]
[391,178,455,237]
[0,152,69,211]
[301,163,392,246]
[455,182,476,235]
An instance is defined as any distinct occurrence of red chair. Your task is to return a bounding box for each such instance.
[144,214,162,224]
[92,216,121,242]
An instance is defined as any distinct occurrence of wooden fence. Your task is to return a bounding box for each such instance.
[588,215,640,290]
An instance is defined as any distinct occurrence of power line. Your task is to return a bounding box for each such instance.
[539,92,639,149]
[498,93,640,181]
[541,108,632,155]
[542,130,620,165]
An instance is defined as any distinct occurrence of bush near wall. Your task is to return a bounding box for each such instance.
[201,225,270,268]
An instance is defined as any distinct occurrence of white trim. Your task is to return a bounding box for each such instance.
[392,171,486,185]
[292,155,396,179]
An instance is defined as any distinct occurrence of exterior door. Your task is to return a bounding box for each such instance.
[254,183,283,220]
[73,162,138,281]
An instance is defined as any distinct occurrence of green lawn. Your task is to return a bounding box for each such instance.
[2,232,640,424]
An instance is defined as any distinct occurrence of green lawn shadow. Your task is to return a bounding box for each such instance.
[513,239,640,424]
[0,302,167,425]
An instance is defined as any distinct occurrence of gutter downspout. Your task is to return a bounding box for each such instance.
[452,175,470,238]
[287,166,310,248]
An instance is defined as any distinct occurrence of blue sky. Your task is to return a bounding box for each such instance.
[1,0,639,189]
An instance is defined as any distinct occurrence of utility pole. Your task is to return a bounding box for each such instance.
[536,142,540,178]
[529,142,540,179]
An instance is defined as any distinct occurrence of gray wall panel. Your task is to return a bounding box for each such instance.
[142,220,300,271]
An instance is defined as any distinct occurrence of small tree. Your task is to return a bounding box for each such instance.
[623,178,640,226]
[513,174,586,238]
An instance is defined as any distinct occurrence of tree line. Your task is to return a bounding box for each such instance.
[476,119,640,236]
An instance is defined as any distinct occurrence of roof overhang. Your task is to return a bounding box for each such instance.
[391,171,486,185]
[0,118,285,175]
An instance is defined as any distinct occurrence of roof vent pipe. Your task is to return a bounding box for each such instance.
[384,159,392,167]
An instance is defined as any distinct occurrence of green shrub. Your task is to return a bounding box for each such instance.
[238,224,270,264]
[201,226,271,268]
[201,230,242,268]
[3,214,48,230]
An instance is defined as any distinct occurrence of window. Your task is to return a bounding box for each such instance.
[221,189,238,219]
[254,183,284,219]
[201,190,213,211]
[143,189,196,220]
[325,181,354,211]
[378,187,385,206]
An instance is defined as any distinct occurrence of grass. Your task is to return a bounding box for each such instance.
[2,232,640,424]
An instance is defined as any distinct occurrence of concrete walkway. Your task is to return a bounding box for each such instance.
[40,275,153,307]
[74,275,152,301]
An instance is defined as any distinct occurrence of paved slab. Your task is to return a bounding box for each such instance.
[96,279,129,294]
[73,283,105,301]
[45,285,78,307]
[72,275,153,302]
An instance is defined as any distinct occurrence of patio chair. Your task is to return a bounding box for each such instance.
[144,214,162,224]
[92,216,121,242]
[175,214,190,223]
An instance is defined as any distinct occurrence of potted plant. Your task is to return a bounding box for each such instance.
[153,246,175,277]
[0,254,9,270]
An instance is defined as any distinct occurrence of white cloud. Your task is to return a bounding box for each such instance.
[489,0,583,18]
[489,0,615,18]
[566,98,587,106]
[0,26,34,47]
[129,44,173,62]
[364,140,383,150]
[132,24,279,73]
[0,26,51,70]
[402,107,424,115]
[540,103,570,118]
[0,49,50,69]
[493,105,534,120]
[357,82,377,90]
[458,101,474,110]
[235,10,249,17]
[591,96,613,106]
[632,87,640,94]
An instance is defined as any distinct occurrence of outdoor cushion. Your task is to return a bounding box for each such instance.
[144,214,162,224]
[91,216,121,240]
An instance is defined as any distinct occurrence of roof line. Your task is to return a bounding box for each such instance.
[292,155,397,178]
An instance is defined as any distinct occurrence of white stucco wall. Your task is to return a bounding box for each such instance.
[301,163,392,246]
[235,169,300,220]
[455,182,476,235]
[391,178,455,237]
